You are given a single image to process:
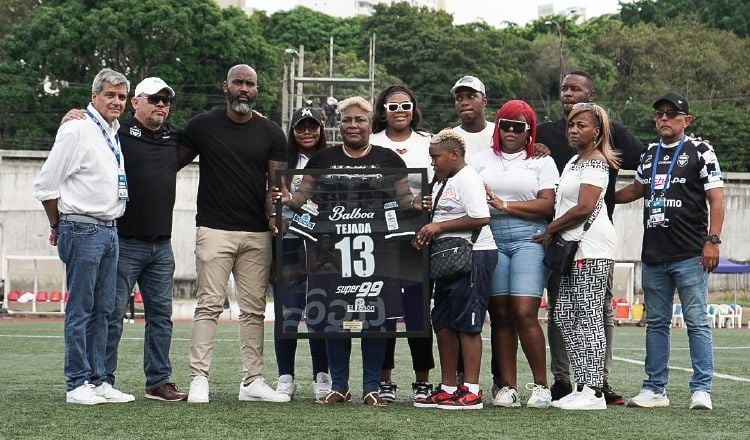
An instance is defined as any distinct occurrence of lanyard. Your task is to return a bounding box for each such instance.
[86,109,122,167]
[650,136,685,199]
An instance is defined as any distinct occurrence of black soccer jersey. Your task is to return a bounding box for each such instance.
[635,137,724,263]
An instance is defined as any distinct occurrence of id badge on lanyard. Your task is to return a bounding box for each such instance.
[648,197,666,225]
[118,171,129,201]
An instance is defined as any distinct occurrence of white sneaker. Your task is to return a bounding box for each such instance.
[493,386,521,407]
[93,382,135,403]
[626,388,670,408]
[559,385,606,410]
[239,377,291,402]
[275,374,297,398]
[66,383,107,405]
[552,389,580,408]
[313,372,332,400]
[525,383,552,408]
[689,390,713,410]
[187,375,209,404]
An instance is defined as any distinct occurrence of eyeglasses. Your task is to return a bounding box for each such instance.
[384,102,413,112]
[293,124,319,134]
[141,94,172,105]
[653,110,686,119]
[497,119,530,133]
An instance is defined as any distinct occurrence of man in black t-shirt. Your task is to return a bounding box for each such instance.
[180,65,289,404]
[536,71,643,404]
[616,92,724,411]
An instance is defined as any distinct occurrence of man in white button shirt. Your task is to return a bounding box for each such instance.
[33,68,135,405]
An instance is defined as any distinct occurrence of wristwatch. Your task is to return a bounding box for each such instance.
[707,234,721,245]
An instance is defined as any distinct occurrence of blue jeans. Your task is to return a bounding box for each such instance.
[326,338,387,393]
[642,256,713,393]
[489,216,548,297]
[56,221,118,391]
[106,238,175,389]
[274,238,328,379]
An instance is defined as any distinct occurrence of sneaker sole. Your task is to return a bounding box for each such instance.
[66,397,106,405]
[187,397,209,403]
[493,401,521,407]
[689,403,712,410]
[238,396,291,402]
[438,403,484,410]
[626,399,670,408]
[101,397,135,403]
[560,404,606,410]
[413,402,438,408]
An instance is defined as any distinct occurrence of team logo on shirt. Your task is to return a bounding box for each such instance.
[129,126,141,137]
[302,199,319,216]
[347,298,376,313]
[292,213,316,230]
[677,152,689,167]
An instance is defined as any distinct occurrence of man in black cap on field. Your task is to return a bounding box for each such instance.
[616,91,724,411]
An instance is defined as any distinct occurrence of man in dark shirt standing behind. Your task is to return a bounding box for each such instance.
[181,64,289,403]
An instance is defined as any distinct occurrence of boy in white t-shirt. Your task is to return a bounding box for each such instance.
[412,129,497,410]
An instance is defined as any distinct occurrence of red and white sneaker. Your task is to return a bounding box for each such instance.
[413,384,455,408]
[437,384,483,410]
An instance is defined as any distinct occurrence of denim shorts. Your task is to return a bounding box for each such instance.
[489,215,548,297]
[431,250,497,333]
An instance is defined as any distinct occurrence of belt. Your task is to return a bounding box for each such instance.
[120,235,171,243]
[59,214,117,227]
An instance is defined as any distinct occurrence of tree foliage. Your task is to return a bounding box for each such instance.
[0,1,748,170]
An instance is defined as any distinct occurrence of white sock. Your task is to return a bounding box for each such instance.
[442,384,457,394]
[466,383,480,394]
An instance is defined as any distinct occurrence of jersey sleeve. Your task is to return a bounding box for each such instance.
[697,142,724,190]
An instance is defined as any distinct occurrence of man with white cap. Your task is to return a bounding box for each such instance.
[451,75,494,162]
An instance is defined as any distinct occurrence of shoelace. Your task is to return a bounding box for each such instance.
[525,383,547,392]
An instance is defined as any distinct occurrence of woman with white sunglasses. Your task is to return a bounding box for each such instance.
[370,85,435,404]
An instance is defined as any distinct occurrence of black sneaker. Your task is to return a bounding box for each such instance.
[602,382,625,405]
[412,381,433,401]
[550,379,573,401]
[378,381,397,402]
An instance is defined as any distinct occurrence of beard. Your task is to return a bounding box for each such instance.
[227,91,256,114]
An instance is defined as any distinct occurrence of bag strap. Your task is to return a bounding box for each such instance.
[581,199,603,233]
[430,177,480,244]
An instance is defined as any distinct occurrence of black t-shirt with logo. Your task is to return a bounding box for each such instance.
[635,137,724,263]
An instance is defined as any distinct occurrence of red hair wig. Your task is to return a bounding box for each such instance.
[492,100,537,158]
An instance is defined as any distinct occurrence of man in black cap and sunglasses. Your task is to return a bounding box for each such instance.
[616,92,724,411]
[536,70,644,405]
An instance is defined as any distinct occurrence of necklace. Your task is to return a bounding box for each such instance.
[342,143,372,158]
[499,150,524,171]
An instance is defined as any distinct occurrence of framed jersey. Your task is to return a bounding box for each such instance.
[274,168,430,338]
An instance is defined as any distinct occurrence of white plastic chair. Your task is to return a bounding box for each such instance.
[717,304,735,328]
[671,303,684,328]
[730,304,743,329]
[707,304,719,328]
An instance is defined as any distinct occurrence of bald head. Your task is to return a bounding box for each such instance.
[224,64,258,118]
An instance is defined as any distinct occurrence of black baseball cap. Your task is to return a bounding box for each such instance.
[653,91,689,114]
[291,107,324,127]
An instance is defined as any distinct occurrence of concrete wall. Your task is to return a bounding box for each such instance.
[2,150,748,296]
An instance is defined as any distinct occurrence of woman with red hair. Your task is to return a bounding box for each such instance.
[473,100,559,408]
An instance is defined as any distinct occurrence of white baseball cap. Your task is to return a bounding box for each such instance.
[450,75,486,95]
[134,77,175,97]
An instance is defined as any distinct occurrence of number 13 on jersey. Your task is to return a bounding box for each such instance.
[334,235,375,278]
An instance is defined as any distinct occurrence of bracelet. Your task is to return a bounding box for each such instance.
[268,213,277,218]
[502,200,509,211]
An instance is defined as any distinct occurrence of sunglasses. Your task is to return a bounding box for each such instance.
[572,102,603,125]
[293,124,320,134]
[653,110,686,119]
[498,119,530,133]
[384,102,413,112]
[141,94,172,105]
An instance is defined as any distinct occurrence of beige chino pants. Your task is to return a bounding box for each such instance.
[188,226,272,384]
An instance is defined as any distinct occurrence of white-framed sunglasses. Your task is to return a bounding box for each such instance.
[384,102,414,112]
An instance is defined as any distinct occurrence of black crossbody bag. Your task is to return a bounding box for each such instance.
[428,178,479,280]
[543,200,602,275]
